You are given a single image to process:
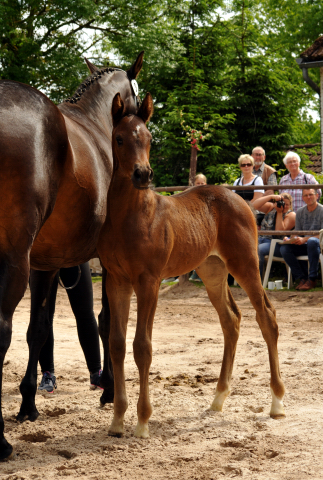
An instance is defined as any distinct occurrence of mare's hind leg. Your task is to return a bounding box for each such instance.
[105,274,133,437]
[226,254,285,418]
[98,267,114,406]
[17,269,58,422]
[197,256,241,412]
[0,257,30,460]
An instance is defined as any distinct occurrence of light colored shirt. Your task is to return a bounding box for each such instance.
[295,203,323,233]
[279,169,321,212]
[233,176,264,193]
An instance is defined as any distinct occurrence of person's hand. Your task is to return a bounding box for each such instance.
[272,195,282,202]
[292,236,306,245]
[274,203,284,213]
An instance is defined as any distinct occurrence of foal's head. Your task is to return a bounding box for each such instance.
[111,92,154,190]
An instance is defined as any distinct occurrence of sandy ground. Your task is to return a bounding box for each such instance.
[1,280,323,479]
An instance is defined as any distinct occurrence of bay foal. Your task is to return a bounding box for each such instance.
[97,92,285,439]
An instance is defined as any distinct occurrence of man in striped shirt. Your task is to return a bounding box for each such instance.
[279,152,321,211]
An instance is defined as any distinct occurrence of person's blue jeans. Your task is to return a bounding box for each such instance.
[258,237,282,277]
[280,237,320,281]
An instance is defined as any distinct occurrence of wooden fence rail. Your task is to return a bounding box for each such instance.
[154,184,323,193]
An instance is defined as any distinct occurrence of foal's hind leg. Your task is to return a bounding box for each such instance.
[104,275,133,437]
[197,256,241,412]
[227,258,285,418]
[17,269,58,422]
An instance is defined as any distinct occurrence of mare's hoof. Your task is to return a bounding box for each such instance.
[100,389,114,406]
[16,408,39,423]
[0,439,14,462]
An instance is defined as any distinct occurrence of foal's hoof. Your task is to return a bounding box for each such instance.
[0,439,14,462]
[16,408,39,423]
[108,430,123,438]
[270,413,286,420]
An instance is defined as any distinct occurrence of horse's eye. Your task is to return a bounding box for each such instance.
[116,136,123,146]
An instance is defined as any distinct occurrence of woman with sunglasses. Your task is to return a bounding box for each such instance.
[233,154,264,204]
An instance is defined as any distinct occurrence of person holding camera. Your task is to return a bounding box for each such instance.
[252,193,296,277]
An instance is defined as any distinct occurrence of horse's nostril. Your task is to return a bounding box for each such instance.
[134,168,141,180]
[149,170,154,181]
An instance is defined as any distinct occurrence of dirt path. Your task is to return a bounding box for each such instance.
[1,281,323,479]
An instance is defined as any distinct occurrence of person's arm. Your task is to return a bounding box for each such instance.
[290,209,308,244]
[250,177,265,205]
[275,210,296,231]
[252,194,281,213]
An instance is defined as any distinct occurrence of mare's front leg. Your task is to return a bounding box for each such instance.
[105,274,133,437]
[0,258,30,460]
[198,256,241,412]
[133,277,160,438]
[17,269,58,422]
[98,266,114,406]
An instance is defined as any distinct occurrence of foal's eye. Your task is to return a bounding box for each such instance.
[116,136,123,146]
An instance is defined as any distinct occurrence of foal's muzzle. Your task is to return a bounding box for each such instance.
[132,165,154,190]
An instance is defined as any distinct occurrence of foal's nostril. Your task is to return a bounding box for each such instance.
[133,168,142,181]
[149,169,154,181]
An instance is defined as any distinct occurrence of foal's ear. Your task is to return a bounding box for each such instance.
[84,57,100,74]
[138,93,154,124]
[112,93,125,126]
[127,51,144,80]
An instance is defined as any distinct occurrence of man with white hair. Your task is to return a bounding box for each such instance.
[252,146,277,196]
[279,152,321,211]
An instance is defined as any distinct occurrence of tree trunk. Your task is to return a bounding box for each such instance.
[189,146,198,186]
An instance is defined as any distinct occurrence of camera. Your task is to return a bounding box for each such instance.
[276,199,285,209]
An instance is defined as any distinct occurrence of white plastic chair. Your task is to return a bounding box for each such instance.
[262,239,290,289]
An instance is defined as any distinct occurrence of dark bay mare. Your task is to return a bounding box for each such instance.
[97,93,285,439]
[0,52,144,460]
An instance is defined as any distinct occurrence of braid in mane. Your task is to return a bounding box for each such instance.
[64,67,120,104]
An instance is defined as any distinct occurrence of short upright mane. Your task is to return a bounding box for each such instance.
[64,67,124,105]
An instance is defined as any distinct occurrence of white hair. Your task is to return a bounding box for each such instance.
[283,151,301,166]
[252,146,265,156]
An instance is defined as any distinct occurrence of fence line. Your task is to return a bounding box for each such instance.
[154,184,323,193]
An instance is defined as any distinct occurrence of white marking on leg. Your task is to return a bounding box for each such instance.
[108,414,124,436]
[134,421,149,438]
[210,388,230,411]
[270,387,285,418]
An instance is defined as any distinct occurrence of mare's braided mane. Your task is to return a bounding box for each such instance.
[64,67,123,104]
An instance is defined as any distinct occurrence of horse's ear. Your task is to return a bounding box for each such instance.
[84,57,100,74]
[127,51,144,80]
[112,93,125,127]
[138,93,154,124]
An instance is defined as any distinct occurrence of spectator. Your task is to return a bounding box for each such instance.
[233,154,264,204]
[280,188,323,290]
[252,146,277,196]
[279,152,321,211]
[252,193,296,277]
[194,173,207,186]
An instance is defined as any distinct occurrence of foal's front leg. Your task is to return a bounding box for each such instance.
[133,278,159,438]
[105,275,133,437]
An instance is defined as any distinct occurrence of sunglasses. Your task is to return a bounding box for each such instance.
[241,163,252,167]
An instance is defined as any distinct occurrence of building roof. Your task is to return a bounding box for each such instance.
[301,36,323,61]
[285,143,321,173]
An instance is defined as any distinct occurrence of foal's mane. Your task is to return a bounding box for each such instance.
[64,66,125,105]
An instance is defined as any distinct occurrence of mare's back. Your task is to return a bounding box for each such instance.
[0,81,68,228]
